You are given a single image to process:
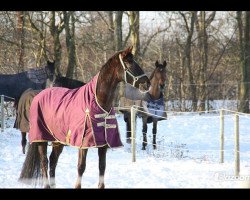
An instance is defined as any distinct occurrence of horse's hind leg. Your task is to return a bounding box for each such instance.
[75,148,88,189]
[49,142,64,188]
[37,142,50,188]
[21,132,27,154]
[152,120,157,149]
[142,117,148,150]
[98,146,107,189]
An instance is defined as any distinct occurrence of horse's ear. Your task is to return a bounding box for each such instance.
[128,46,133,53]
[121,46,133,58]
[163,60,167,67]
[155,60,159,67]
[47,60,55,66]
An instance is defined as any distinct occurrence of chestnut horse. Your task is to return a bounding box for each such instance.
[19,47,150,188]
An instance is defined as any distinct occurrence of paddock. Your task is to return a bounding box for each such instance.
[0,101,250,188]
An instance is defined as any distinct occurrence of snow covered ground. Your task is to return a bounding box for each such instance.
[0,110,250,188]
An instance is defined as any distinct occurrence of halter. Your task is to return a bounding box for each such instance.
[119,54,147,87]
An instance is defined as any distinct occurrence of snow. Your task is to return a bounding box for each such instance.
[0,109,250,188]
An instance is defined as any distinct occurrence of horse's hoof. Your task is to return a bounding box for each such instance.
[44,184,50,189]
[21,140,27,154]
[153,146,157,150]
[142,146,146,150]
[75,184,81,189]
[98,183,105,189]
[126,138,131,144]
[22,146,25,154]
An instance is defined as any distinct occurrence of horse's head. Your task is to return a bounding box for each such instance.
[118,46,150,92]
[45,60,56,88]
[152,60,167,91]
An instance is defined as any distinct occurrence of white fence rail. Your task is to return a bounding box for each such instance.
[125,106,250,177]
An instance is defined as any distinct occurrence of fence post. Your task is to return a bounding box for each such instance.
[234,113,240,176]
[131,105,136,162]
[220,109,224,163]
[1,95,4,132]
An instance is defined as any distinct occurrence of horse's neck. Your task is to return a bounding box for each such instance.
[96,67,119,112]
[148,77,161,100]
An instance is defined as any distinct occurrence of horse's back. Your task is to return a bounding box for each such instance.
[0,72,44,100]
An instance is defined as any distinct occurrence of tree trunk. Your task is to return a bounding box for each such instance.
[238,11,250,113]
[180,11,197,111]
[49,11,64,76]
[114,11,123,51]
[129,11,140,61]
[17,11,25,71]
[196,11,215,111]
[64,11,77,79]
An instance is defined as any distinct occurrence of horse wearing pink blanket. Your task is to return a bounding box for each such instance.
[19,46,150,189]
[29,73,122,148]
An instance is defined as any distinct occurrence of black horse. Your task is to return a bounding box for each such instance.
[0,61,55,103]
[123,61,167,150]
[14,76,85,154]
[53,75,85,89]
[19,46,150,188]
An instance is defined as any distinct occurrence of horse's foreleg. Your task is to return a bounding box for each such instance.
[98,146,107,189]
[49,143,64,188]
[126,114,132,144]
[75,149,88,189]
[142,117,148,150]
[152,120,157,149]
[37,142,50,188]
[21,132,27,154]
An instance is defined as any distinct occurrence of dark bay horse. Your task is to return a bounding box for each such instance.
[123,61,167,150]
[14,76,85,154]
[19,46,150,188]
[0,61,55,103]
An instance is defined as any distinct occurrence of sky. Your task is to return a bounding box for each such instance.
[0,107,250,188]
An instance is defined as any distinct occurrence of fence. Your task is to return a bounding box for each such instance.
[0,95,15,132]
[124,105,250,177]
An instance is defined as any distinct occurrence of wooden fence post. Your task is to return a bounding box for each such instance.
[1,95,4,132]
[234,114,240,176]
[131,105,136,162]
[220,109,224,163]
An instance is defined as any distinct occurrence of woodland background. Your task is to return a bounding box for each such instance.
[1,11,250,112]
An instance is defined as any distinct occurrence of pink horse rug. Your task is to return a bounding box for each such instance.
[29,73,123,149]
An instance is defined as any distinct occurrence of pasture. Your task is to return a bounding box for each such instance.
[0,103,250,188]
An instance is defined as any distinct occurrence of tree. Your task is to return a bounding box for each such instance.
[63,11,77,79]
[16,11,25,71]
[237,11,250,113]
[128,11,140,61]
[195,11,216,111]
[49,11,65,75]
[179,11,198,111]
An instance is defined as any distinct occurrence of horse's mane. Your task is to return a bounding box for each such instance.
[149,68,156,80]
[101,50,133,70]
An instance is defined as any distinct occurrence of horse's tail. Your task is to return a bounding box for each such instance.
[19,142,42,185]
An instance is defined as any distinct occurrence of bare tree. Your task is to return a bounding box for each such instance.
[128,11,140,60]
[195,11,216,111]
[179,11,198,111]
[63,11,77,79]
[16,11,25,71]
[237,11,250,113]
[49,11,65,75]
